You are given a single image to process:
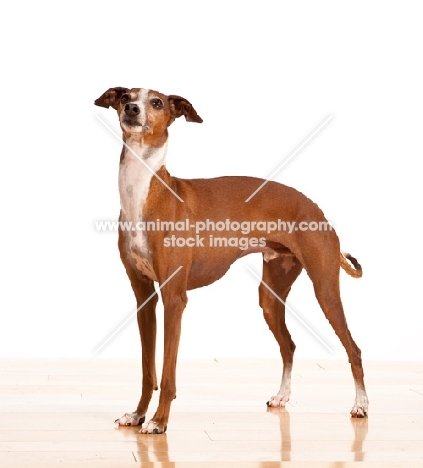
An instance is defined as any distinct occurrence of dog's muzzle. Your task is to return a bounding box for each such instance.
[122,103,150,132]
[124,103,140,116]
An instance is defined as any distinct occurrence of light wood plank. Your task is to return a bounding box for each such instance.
[0,358,422,466]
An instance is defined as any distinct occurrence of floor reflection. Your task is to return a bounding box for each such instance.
[115,425,172,464]
[350,416,369,461]
[263,407,369,464]
[136,431,172,464]
[115,409,369,464]
[265,406,292,462]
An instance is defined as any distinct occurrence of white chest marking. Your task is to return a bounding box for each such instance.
[119,139,167,278]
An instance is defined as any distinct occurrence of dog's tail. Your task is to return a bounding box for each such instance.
[340,250,362,278]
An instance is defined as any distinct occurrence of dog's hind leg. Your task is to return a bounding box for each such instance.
[115,227,158,427]
[259,255,303,407]
[302,242,369,417]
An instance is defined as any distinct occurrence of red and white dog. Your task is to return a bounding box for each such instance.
[95,87,368,433]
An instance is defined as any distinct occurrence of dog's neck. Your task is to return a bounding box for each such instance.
[119,135,168,223]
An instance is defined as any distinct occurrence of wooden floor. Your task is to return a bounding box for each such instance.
[0,358,422,467]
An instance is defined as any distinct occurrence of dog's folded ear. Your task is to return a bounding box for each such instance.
[168,95,203,123]
[94,87,130,110]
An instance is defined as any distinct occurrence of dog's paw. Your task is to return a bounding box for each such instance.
[350,393,369,418]
[266,394,289,408]
[140,420,167,434]
[350,404,368,418]
[114,412,145,426]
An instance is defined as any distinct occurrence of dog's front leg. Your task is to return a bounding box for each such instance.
[114,274,158,427]
[115,228,159,427]
[141,282,188,434]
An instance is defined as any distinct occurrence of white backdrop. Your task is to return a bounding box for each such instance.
[1,1,422,362]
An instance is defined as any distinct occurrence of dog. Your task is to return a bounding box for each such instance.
[94,87,368,433]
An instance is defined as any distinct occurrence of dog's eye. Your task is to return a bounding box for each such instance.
[150,98,164,110]
[120,94,130,104]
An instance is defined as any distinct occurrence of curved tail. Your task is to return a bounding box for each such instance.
[340,251,362,278]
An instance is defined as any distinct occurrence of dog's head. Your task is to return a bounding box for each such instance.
[94,87,202,139]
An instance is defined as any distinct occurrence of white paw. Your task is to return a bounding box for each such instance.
[140,419,167,434]
[351,404,368,418]
[267,394,290,407]
[114,412,145,426]
[351,395,369,418]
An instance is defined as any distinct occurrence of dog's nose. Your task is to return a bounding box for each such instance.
[124,103,140,116]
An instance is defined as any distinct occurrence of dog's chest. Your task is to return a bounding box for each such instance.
[119,157,152,226]
[118,144,166,282]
